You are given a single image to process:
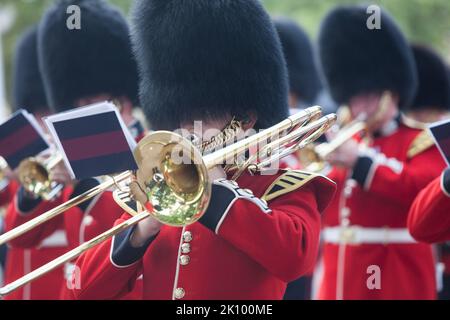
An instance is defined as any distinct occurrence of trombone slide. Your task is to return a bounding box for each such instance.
[0,171,132,246]
[315,121,366,159]
[0,208,151,298]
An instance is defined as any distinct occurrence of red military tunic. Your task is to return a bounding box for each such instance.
[408,169,450,243]
[280,154,316,300]
[2,184,68,300]
[318,121,446,300]
[4,236,68,300]
[0,181,18,207]
[407,169,450,298]
[5,184,142,300]
[72,170,336,300]
[1,181,18,290]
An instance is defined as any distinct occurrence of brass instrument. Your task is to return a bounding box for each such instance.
[299,91,395,172]
[17,153,65,200]
[0,106,336,297]
[299,118,366,172]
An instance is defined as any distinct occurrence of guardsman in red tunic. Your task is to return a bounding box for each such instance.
[405,44,450,300]
[2,26,68,300]
[273,18,325,300]
[408,169,450,300]
[4,0,143,300]
[316,5,446,299]
[70,0,336,300]
[408,168,450,244]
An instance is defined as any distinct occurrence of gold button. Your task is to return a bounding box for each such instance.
[183,231,193,242]
[180,255,190,266]
[346,179,357,188]
[181,243,191,254]
[341,218,350,227]
[341,207,351,218]
[174,287,185,299]
[82,215,93,226]
[343,186,353,198]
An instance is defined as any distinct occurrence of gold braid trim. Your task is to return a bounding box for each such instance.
[407,130,436,159]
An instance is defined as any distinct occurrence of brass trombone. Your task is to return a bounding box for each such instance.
[298,91,395,172]
[17,153,65,200]
[0,106,336,297]
[299,117,366,172]
[0,106,329,244]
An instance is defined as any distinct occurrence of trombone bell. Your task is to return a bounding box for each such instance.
[17,154,64,200]
[131,131,211,227]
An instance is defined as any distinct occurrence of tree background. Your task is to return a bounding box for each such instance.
[0,0,449,111]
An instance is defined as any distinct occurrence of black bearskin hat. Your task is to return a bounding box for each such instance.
[274,18,322,103]
[318,5,417,109]
[12,26,48,113]
[410,44,450,111]
[38,0,139,111]
[131,0,289,131]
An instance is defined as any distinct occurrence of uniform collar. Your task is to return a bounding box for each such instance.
[373,113,401,138]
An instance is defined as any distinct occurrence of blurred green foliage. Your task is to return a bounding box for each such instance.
[0,0,449,109]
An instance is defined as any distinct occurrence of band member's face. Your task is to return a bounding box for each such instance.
[349,93,383,119]
[349,92,399,133]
